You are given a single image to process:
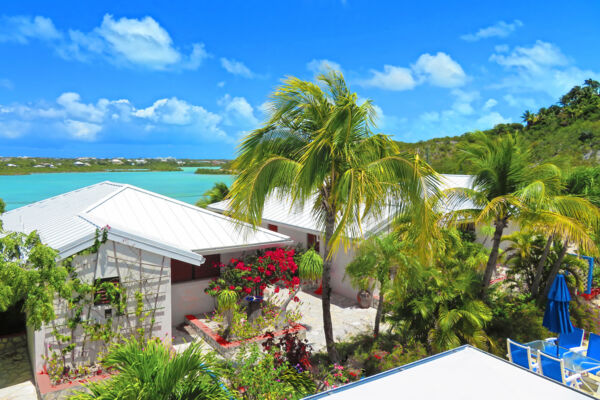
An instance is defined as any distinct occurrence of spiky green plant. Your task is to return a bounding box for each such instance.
[226,71,439,361]
[298,248,323,282]
[69,338,229,400]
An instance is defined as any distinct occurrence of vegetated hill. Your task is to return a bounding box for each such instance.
[397,79,600,173]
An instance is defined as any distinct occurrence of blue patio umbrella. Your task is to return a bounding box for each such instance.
[543,274,575,356]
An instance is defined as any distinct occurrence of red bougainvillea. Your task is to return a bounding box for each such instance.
[205,248,299,299]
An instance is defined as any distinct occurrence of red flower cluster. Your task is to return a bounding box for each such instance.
[205,248,300,299]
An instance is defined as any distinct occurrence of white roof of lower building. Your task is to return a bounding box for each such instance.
[1,181,292,265]
[207,174,477,236]
[303,345,591,400]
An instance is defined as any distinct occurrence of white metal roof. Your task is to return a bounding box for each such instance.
[207,174,478,236]
[1,181,292,265]
[303,346,591,400]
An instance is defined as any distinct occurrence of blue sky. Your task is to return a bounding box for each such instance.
[0,1,599,158]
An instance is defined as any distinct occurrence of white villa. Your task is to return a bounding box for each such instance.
[1,181,291,373]
[208,174,516,299]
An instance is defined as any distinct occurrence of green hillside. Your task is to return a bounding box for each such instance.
[397,79,600,173]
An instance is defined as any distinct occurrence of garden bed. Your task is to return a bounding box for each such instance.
[36,369,113,400]
[185,314,306,357]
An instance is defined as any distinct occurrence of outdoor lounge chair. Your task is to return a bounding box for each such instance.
[545,327,586,352]
[507,339,538,371]
[585,332,600,360]
[537,350,582,388]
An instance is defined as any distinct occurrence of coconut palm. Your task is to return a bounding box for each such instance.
[196,182,229,208]
[227,71,438,361]
[515,179,599,298]
[447,132,559,292]
[70,338,229,400]
[345,233,420,337]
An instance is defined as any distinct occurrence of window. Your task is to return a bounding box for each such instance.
[94,277,120,306]
[171,254,221,283]
[307,233,320,252]
[268,224,278,232]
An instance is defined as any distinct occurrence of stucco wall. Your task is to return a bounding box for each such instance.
[475,220,520,250]
[171,279,215,325]
[32,240,171,373]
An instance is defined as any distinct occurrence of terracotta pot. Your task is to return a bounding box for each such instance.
[356,289,372,309]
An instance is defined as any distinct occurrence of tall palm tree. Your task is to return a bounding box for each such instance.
[515,179,599,297]
[70,338,230,400]
[447,132,559,292]
[226,71,437,361]
[345,233,419,337]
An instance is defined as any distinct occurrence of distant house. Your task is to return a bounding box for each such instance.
[135,159,147,165]
[111,159,124,165]
[208,174,518,300]
[73,161,89,166]
[1,182,291,373]
[6,163,17,167]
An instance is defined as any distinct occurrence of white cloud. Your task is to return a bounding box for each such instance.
[220,58,254,78]
[63,120,102,140]
[56,92,105,123]
[461,20,523,42]
[413,52,467,88]
[217,81,226,88]
[307,59,342,75]
[2,14,208,71]
[483,98,497,109]
[477,111,511,126]
[62,14,208,70]
[361,65,416,91]
[0,15,62,43]
[0,121,30,138]
[0,92,262,143]
[490,40,599,98]
[494,44,509,53]
[361,52,466,90]
[218,95,260,133]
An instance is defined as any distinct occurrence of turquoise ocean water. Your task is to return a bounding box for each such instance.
[0,167,234,211]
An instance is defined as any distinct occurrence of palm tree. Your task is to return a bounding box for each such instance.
[387,228,492,352]
[447,132,559,292]
[345,233,419,337]
[226,71,437,361]
[70,338,230,400]
[515,179,599,298]
[196,182,229,208]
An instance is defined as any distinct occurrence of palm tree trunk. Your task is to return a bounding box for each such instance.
[531,234,554,297]
[482,218,507,291]
[541,239,569,300]
[374,290,384,337]
[322,212,339,363]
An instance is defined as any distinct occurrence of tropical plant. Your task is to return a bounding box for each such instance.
[345,233,419,337]
[196,182,229,208]
[227,71,438,361]
[514,177,599,298]
[387,228,492,352]
[502,231,587,296]
[448,132,560,292]
[69,338,230,400]
[225,344,315,400]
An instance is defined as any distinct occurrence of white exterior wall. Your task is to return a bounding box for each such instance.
[170,250,244,325]
[260,221,361,300]
[31,240,171,373]
[475,220,520,250]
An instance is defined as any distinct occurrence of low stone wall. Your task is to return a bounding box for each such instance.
[0,331,27,357]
